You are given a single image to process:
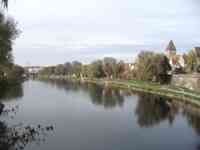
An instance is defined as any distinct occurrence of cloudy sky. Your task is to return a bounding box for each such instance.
[6,0,200,65]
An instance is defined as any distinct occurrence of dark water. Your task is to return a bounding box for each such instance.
[1,80,200,150]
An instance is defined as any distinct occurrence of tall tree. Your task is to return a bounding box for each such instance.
[135,51,171,83]
[71,61,82,77]
[116,60,125,79]
[81,64,90,78]
[0,12,19,81]
[185,50,198,72]
[0,13,19,65]
[90,60,105,78]
[103,57,117,79]
[135,51,155,81]
[64,62,72,75]
[55,64,65,75]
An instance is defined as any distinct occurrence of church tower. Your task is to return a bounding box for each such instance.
[165,40,176,58]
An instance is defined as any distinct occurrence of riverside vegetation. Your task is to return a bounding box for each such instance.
[0,4,54,150]
[1,1,200,149]
[38,50,200,106]
[1,0,200,105]
[0,6,25,89]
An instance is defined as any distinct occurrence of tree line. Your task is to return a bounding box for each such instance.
[39,52,172,84]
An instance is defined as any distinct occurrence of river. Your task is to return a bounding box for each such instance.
[0,80,200,150]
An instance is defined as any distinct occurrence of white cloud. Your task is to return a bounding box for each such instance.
[7,0,200,65]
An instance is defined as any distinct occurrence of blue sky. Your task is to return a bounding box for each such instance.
[7,0,200,65]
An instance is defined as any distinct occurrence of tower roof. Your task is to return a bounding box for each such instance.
[166,40,176,51]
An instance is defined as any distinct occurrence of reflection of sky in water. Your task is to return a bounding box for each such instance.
[1,80,200,150]
[7,0,200,65]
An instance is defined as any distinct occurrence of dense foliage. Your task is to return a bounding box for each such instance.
[135,51,171,83]
[184,50,200,73]
[0,13,18,65]
[39,58,130,79]
[0,11,24,85]
[39,51,172,84]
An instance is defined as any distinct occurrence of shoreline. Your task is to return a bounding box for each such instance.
[38,75,200,107]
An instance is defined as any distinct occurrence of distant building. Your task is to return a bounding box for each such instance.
[165,40,186,71]
[24,66,43,75]
[165,40,177,58]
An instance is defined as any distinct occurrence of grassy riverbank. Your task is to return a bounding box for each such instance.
[38,75,200,106]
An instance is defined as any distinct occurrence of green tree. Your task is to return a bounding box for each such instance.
[135,51,171,83]
[0,12,19,82]
[90,60,105,78]
[71,61,82,77]
[39,66,55,76]
[7,65,24,81]
[135,51,155,81]
[55,64,65,75]
[64,62,72,75]
[81,64,90,78]
[185,50,198,72]
[154,54,171,83]
[103,57,117,79]
[116,60,125,79]
[0,13,19,66]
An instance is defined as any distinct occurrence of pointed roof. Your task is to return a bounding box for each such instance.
[166,40,176,51]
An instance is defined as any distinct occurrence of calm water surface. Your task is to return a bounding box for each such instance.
[1,80,200,150]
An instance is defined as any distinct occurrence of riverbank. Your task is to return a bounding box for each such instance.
[38,75,200,107]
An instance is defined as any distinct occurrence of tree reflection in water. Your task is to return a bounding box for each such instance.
[0,83,23,101]
[40,79,200,142]
[0,83,54,150]
[88,83,124,108]
[43,79,126,108]
[135,92,200,140]
[41,79,82,92]
[182,105,200,136]
[135,93,179,127]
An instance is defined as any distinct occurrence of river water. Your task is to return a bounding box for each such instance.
[0,80,200,150]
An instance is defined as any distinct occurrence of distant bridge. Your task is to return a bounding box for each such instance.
[23,66,44,77]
